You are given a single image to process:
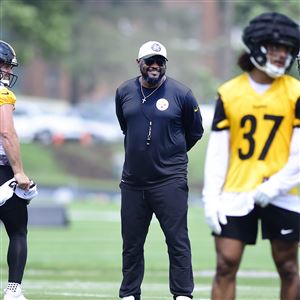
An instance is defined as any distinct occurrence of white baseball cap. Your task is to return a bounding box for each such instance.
[138,41,168,60]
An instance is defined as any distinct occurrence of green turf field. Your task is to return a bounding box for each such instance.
[0,200,286,299]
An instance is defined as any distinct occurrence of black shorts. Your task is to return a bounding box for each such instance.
[216,204,300,245]
[0,166,28,218]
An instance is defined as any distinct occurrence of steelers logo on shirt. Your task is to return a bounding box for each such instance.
[156,98,169,111]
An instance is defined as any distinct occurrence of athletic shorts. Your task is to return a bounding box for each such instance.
[215,204,300,245]
[0,166,28,217]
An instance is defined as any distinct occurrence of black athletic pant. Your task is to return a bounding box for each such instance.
[119,180,194,299]
[0,166,28,283]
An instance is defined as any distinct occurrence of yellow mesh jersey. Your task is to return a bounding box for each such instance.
[0,86,16,106]
[213,73,300,194]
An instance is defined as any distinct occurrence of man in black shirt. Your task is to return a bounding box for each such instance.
[115,41,204,300]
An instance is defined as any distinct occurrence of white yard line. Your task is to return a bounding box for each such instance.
[0,277,278,300]
[1,268,278,278]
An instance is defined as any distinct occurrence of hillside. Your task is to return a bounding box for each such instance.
[21,137,208,192]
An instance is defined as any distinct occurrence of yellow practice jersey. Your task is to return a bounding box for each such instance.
[0,86,16,106]
[212,73,300,194]
[0,86,16,163]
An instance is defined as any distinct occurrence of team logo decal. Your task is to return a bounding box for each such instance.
[151,43,161,52]
[156,98,169,111]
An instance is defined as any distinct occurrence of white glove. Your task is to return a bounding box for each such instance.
[0,178,38,206]
[253,181,278,208]
[203,197,227,235]
[0,178,16,206]
[15,180,38,203]
[252,190,271,207]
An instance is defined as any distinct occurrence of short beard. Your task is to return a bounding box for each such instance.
[140,66,166,85]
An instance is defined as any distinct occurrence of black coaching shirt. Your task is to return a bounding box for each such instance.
[115,76,204,189]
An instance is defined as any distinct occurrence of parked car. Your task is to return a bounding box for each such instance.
[14,101,91,145]
[13,101,44,143]
[70,98,123,143]
[14,99,122,145]
[33,111,92,145]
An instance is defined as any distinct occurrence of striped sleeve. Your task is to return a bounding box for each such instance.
[211,95,229,131]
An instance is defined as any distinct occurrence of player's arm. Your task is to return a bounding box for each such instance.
[202,130,229,234]
[253,127,300,206]
[0,103,30,189]
[203,130,230,198]
[204,96,230,198]
[202,96,229,234]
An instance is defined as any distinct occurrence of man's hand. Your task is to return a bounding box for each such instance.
[14,180,38,202]
[14,172,30,190]
[203,197,227,235]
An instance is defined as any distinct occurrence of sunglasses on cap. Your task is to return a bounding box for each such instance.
[143,56,166,67]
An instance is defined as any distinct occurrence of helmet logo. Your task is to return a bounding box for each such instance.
[151,43,162,53]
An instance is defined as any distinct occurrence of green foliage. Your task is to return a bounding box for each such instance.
[20,139,207,193]
[20,143,74,185]
[20,142,122,189]
[2,0,73,62]
[2,0,299,103]
[234,0,300,26]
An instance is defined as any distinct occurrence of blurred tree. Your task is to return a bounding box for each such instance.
[1,0,299,105]
[234,0,300,25]
[1,0,73,61]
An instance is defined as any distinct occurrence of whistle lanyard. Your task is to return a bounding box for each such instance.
[139,78,166,146]
[140,99,155,146]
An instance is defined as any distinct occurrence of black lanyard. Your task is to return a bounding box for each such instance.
[140,96,156,146]
[139,77,166,146]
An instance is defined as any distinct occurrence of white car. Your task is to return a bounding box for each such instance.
[70,100,123,143]
[82,119,123,143]
[13,102,44,143]
[33,111,91,145]
[14,101,91,145]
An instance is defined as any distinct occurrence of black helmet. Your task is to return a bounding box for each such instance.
[242,12,300,77]
[0,40,18,87]
[0,40,18,67]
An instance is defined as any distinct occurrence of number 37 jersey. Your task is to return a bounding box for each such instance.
[212,73,300,193]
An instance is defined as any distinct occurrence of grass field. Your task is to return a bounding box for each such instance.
[0,200,285,300]
[19,133,209,191]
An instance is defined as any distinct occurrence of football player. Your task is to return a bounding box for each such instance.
[0,40,31,300]
[202,12,300,300]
